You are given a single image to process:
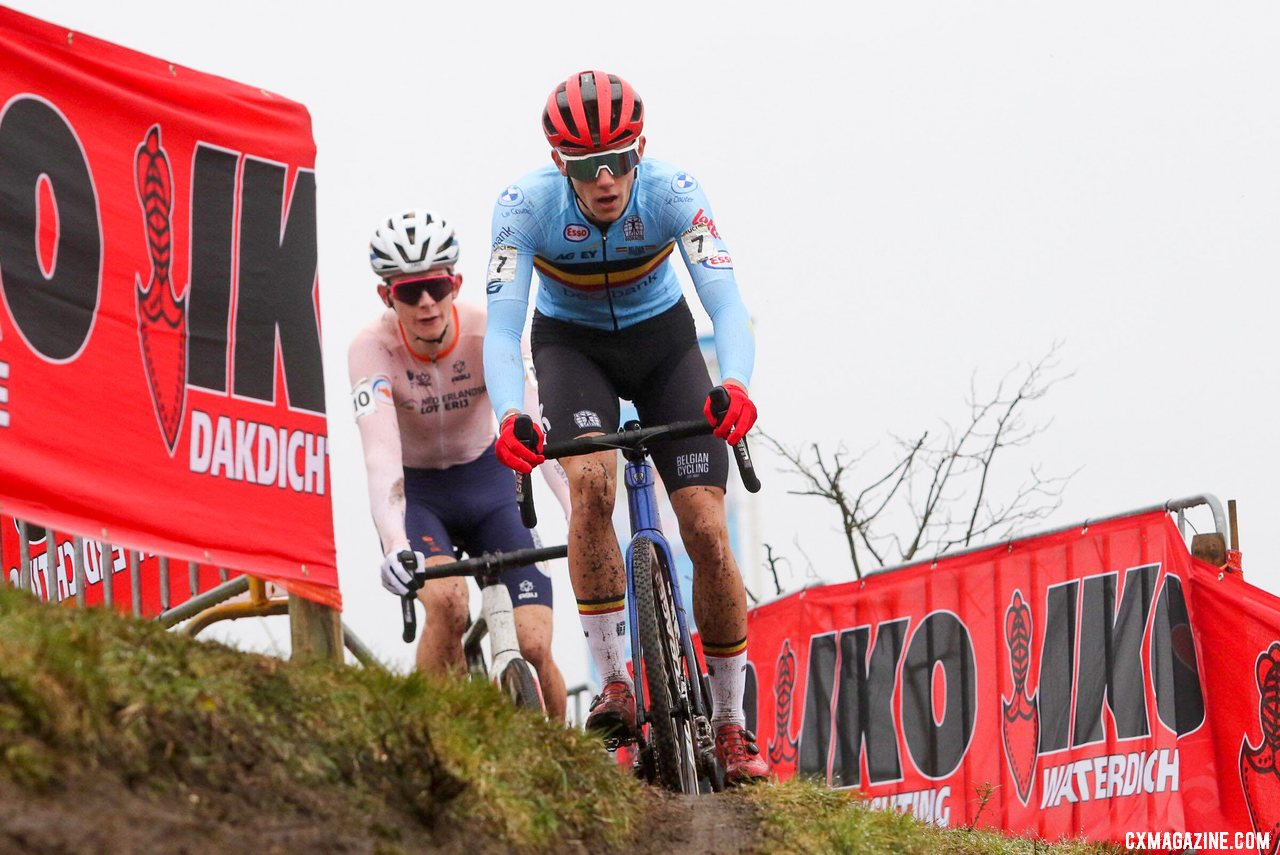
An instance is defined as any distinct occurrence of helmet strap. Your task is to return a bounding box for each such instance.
[414,320,451,348]
[569,179,613,231]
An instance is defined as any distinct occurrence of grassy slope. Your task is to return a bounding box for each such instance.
[0,588,1125,854]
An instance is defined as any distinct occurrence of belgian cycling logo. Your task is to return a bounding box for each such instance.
[622,215,644,241]
[768,638,800,766]
[1239,642,1280,854]
[133,126,189,457]
[497,185,525,207]
[1001,590,1040,805]
[671,172,698,194]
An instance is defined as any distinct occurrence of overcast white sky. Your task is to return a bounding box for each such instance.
[13,1,1279,686]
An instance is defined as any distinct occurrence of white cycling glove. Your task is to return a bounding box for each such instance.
[381,548,425,596]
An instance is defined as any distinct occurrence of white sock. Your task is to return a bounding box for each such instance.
[705,645,747,728]
[578,598,633,688]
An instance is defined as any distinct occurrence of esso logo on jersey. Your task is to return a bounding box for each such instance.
[703,253,734,270]
[564,223,590,242]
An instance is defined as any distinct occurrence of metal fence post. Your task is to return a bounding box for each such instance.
[130,550,141,616]
[73,536,86,607]
[159,556,170,611]
[17,520,30,594]
[101,537,114,607]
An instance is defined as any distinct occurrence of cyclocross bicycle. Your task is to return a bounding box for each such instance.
[514,386,760,793]
[398,543,568,711]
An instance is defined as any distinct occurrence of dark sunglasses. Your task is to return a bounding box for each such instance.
[560,140,642,181]
[389,273,460,304]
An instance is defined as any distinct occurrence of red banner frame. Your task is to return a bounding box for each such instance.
[729,511,1278,848]
[0,9,337,606]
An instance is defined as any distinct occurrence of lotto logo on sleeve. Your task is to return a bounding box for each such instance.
[691,208,720,239]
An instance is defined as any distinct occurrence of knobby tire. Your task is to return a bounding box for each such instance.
[633,538,699,793]
[500,659,544,713]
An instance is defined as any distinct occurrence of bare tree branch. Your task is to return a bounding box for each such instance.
[760,344,1075,588]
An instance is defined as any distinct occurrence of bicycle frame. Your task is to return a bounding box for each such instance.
[620,452,709,734]
[401,545,567,698]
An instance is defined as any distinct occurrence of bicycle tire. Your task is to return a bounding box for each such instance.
[633,538,699,793]
[499,658,544,713]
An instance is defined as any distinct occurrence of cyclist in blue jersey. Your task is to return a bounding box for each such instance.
[483,69,768,783]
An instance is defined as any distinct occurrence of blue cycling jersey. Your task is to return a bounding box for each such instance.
[482,158,755,419]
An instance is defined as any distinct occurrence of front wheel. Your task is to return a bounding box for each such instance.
[499,658,544,713]
[633,538,699,793]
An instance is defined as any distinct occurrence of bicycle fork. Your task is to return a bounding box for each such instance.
[482,582,523,682]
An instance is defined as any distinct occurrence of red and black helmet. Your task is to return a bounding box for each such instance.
[542,70,644,154]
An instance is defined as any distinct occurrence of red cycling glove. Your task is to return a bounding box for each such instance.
[704,383,757,446]
[496,414,546,474]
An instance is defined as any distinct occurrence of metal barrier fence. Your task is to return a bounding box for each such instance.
[565,682,595,729]
[1,516,376,666]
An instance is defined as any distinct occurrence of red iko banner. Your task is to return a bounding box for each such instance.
[735,511,1279,851]
[0,9,338,607]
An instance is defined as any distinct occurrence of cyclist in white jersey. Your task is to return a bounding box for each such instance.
[349,209,569,719]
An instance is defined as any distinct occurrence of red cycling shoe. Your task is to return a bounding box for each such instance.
[585,680,636,739]
[715,723,769,785]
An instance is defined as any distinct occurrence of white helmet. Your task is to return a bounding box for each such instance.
[368,209,459,279]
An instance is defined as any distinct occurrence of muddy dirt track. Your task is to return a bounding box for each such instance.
[0,769,762,855]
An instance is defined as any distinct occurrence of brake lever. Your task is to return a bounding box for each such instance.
[710,386,761,494]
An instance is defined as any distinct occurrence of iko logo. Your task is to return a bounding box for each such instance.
[564,223,589,242]
[498,185,524,207]
[1241,641,1280,848]
[989,567,1206,810]
[768,639,800,766]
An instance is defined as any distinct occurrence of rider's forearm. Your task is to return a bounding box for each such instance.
[354,411,410,552]
[483,298,530,419]
[702,282,755,387]
[366,461,410,553]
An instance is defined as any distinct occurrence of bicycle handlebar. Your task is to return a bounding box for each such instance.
[399,544,569,643]
[514,386,760,530]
